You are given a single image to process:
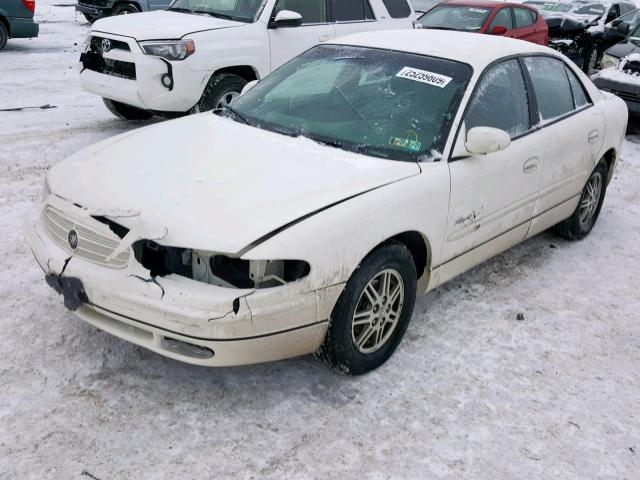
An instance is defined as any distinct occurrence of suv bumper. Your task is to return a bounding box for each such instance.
[7,17,39,38]
[24,197,332,367]
[79,33,208,112]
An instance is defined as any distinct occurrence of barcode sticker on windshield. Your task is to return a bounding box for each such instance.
[469,8,488,13]
[396,67,453,88]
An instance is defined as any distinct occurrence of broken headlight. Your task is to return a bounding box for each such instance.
[601,54,619,70]
[133,241,310,289]
[139,40,195,61]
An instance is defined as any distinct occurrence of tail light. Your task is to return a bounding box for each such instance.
[22,0,36,13]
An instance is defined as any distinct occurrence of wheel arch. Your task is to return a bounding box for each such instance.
[602,147,617,184]
[209,65,260,83]
[0,15,10,37]
[112,1,142,13]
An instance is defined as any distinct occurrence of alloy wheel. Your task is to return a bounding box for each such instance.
[579,172,603,227]
[216,91,240,109]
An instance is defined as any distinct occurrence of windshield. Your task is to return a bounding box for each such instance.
[167,0,267,22]
[229,45,471,162]
[612,8,640,26]
[419,5,492,32]
[550,2,604,15]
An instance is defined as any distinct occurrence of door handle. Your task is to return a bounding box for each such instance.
[319,34,333,42]
[523,157,539,174]
[588,130,600,143]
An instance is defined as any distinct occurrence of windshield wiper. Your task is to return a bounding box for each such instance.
[220,105,251,125]
[193,10,234,20]
[167,7,193,13]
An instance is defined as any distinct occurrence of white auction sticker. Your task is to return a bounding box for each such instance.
[396,67,453,88]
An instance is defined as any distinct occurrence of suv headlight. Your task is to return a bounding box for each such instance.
[139,40,195,61]
[601,54,619,70]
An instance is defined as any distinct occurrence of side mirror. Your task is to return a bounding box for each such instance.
[269,10,303,28]
[465,127,511,155]
[611,19,622,27]
[617,21,630,36]
[489,25,508,35]
[241,79,259,96]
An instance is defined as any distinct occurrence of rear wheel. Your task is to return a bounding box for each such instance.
[0,22,8,51]
[103,98,153,120]
[190,73,247,114]
[317,243,417,375]
[553,161,608,240]
[112,3,140,15]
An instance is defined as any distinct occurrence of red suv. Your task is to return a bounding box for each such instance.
[418,0,549,45]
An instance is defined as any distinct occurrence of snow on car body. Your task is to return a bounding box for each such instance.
[78,0,416,119]
[26,30,627,374]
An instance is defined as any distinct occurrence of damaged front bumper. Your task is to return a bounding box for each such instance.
[24,197,341,366]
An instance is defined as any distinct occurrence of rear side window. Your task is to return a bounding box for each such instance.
[524,57,575,122]
[331,0,374,21]
[514,8,535,27]
[565,66,590,108]
[489,8,513,30]
[382,0,412,18]
[274,0,327,24]
[465,59,530,138]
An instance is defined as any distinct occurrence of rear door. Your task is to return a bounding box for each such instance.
[267,0,336,70]
[442,58,542,263]
[330,0,379,37]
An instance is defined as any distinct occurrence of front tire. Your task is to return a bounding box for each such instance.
[0,22,8,51]
[317,243,417,375]
[190,73,247,114]
[112,3,140,15]
[103,98,153,120]
[553,161,608,240]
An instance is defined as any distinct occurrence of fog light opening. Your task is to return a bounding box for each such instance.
[161,74,173,90]
[162,337,214,360]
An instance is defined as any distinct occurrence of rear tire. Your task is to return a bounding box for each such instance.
[103,98,153,120]
[190,73,247,114]
[0,22,8,51]
[112,3,140,15]
[317,242,417,375]
[553,161,608,240]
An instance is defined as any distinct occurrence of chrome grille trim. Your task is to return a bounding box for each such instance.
[42,206,131,269]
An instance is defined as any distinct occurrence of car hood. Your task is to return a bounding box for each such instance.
[48,114,421,254]
[91,11,245,40]
[606,38,640,59]
[545,13,600,35]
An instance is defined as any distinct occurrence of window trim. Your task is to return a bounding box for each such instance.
[327,0,377,23]
[447,53,594,164]
[270,0,331,26]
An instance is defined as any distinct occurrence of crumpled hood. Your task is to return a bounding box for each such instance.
[48,114,421,254]
[545,13,600,35]
[91,11,244,40]
[607,40,640,61]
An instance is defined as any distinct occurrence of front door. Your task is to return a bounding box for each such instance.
[441,58,542,264]
[267,0,335,70]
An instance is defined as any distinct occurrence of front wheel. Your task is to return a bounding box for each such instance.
[190,73,247,114]
[553,161,608,240]
[317,242,417,375]
[112,3,140,15]
[103,98,153,120]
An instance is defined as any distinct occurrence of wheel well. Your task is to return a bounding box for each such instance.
[602,148,616,184]
[213,66,259,83]
[112,1,141,12]
[0,16,10,36]
[377,231,430,279]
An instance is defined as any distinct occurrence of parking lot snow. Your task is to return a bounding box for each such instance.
[1,2,639,479]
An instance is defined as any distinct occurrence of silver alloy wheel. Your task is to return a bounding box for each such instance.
[216,91,240,109]
[579,172,603,227]
[351,269,405,354]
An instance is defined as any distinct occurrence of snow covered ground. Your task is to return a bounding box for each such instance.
[1,2,639,479]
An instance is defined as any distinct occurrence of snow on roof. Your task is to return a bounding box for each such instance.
[329,30,556,71]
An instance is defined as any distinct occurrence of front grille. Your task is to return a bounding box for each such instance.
[43,206,131,269]
[81,51,136,80]
[91,36,130,52]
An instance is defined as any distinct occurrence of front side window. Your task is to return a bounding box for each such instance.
[419,5,492,32]
[465,59,530,138]
[513,8,534,28]
[231,45,472,162]
[524,56,575,122]
[274,0,327,24]
[168,0,267,22]
[382,0,412,18]
[331,0,374,21]
[488,8,513,31]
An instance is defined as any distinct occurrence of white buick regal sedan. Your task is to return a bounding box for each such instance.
[26,31,627,374]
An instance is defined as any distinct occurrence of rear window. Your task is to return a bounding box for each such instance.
[419,5,492,31]
[382,0,412,18]
[332,0,375,21]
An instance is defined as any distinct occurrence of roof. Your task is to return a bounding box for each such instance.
[328,29,555,71]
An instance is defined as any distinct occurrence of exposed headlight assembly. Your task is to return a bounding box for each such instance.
[139,40,195,61]
[601,54,619,70]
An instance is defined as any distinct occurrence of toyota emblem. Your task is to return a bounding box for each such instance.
[101,38,112,53]
[68,230,79,250]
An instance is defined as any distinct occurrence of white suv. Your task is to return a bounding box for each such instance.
[80,0,416,119]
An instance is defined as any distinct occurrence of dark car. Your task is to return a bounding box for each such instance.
[76,0,172,23]
[418,0,548,45]
[594,24,640,113]
[0,0,39,50]
[544,1,636,72]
